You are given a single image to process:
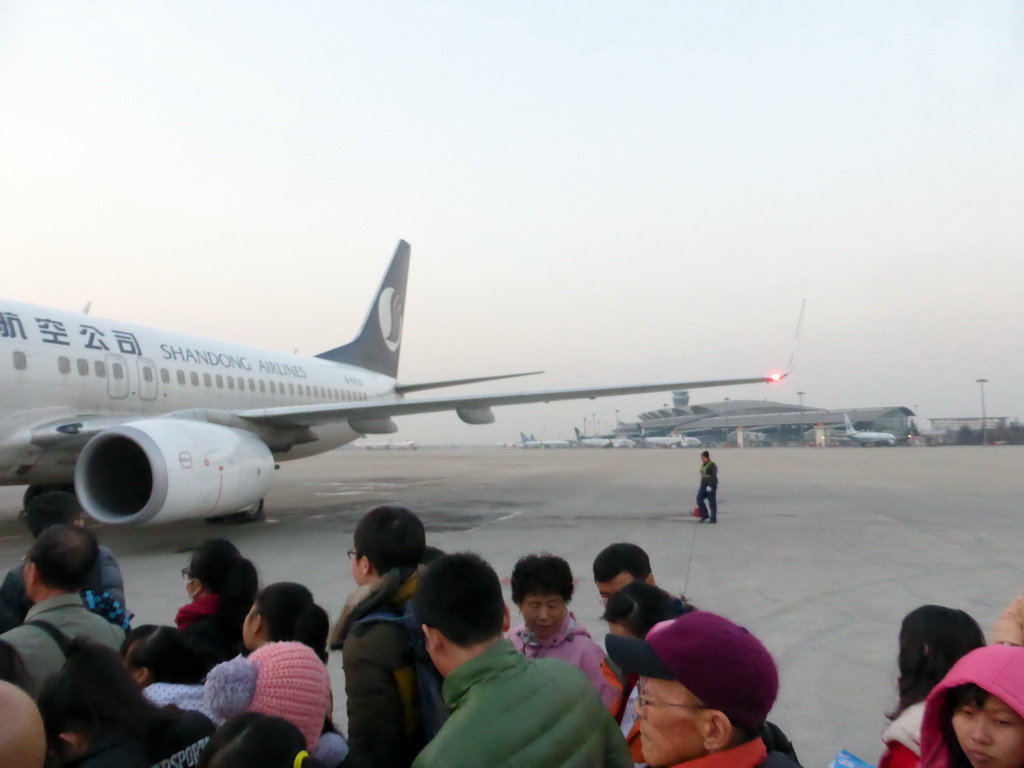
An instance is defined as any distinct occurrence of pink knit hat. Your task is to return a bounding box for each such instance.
[248,642,331,749]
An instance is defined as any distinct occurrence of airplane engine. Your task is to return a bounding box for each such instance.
[75,419,274,525]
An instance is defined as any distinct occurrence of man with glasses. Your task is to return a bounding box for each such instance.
[0,491,125,633]
[606,612,800,768]
[328,505,428,768]
[0,525,125,691]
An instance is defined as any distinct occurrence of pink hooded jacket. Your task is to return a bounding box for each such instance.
[507,612,617,709]
[920,645,1024,768]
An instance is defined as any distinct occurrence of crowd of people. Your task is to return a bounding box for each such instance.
[2,494,1024,768]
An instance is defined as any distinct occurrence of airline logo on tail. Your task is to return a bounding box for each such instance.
[379,287,404,352]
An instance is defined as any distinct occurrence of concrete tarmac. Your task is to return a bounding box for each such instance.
[1,445,1021,767]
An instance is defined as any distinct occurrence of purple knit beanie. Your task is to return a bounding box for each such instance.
[606,611,778,732]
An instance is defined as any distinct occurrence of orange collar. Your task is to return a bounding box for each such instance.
[667,737,767,768]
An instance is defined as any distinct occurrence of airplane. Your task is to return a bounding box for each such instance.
[843,414,897,446]
[640,435,701,448]
[518,432,573,449]
[359,439,417,451]
[0,241,797,525]
[635,428,701,448]
[573,428,635,448]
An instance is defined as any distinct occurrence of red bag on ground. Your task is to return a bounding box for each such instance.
[692,506,702,517]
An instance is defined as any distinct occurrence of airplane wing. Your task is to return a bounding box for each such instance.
[235,373,783,429]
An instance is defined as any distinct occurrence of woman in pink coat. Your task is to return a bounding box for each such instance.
[920,645,1024,768]
[506,553,617,710]
[879,605,985,768]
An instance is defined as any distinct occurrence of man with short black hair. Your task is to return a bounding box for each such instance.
[329,505,428,768]
[0,526,125,691]
[606,611,799,768]
[413,553,631,768]
[0,491,125,633]
[593,543,656,604]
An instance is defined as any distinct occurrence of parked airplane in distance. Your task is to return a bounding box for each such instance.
[843,414,897,446]
[636,428,701,448]
[518,432,573,449]
[573,428,635,448]
[643,435,702,448]
[0,241,794,525]
[359,440,417,450]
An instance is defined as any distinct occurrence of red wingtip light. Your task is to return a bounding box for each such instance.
[769,373,783,382]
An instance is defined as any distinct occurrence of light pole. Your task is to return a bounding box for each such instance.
[976,378,989,445]
[797,391,805,444]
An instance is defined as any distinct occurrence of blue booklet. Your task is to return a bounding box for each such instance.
[831,750,876,768]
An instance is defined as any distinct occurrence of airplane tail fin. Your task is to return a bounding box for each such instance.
[844,414,855,434]
[520,432,530,443]
[574,427,582,441]
[316,241,410,379]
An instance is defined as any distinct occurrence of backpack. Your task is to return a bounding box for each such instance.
[355,601,449,743]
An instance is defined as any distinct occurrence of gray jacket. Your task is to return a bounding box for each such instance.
[0,593,125,691]
[0,544,125,633]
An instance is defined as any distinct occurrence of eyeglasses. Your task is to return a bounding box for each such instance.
[637,678,709,712]
[181,568,192,580]
[347,549,358,560]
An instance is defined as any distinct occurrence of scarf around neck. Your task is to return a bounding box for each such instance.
[175,593,220,630]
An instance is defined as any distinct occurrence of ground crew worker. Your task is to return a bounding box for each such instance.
[697,450,718,523]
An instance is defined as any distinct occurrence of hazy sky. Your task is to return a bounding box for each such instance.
[1,2,1021,444]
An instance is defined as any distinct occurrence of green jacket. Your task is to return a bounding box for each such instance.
[413,639,631,768]
[0,593,125,693]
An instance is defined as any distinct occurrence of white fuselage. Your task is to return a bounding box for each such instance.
[642,435,700,448]
[519,439,573,449]
[0,298,395,485]
[846,430,897,445]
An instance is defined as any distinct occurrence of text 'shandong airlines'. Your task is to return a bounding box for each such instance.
[0,241,799,525]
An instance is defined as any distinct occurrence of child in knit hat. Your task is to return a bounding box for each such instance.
[205,641,336,757]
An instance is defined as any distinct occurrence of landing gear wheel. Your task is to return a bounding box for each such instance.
[205,499,265,525]
[234,499,265,523]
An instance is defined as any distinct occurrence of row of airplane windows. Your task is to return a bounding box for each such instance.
[10,352,368,402]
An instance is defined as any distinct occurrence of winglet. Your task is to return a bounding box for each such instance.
[784,299,806,377]
[316,241,411,379]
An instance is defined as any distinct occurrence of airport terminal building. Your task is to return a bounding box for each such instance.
[616,391,916,446]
